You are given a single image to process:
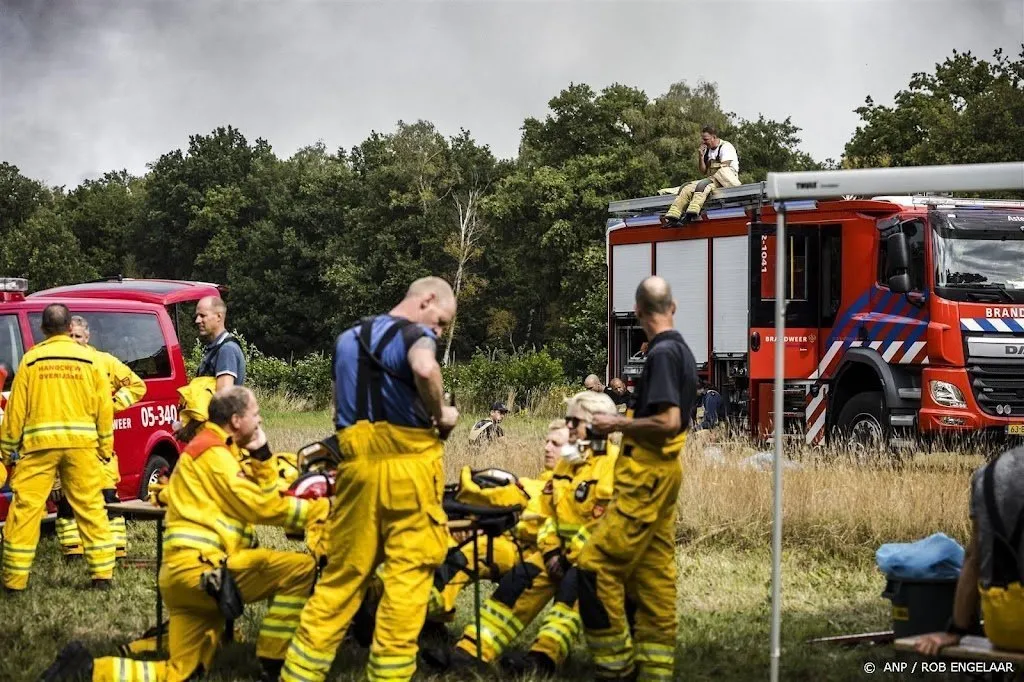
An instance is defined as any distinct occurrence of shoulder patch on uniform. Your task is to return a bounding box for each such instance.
[543,481,554,495]
[592,504,605,519]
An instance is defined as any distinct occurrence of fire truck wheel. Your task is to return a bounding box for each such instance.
[832,391,890,460]
[139,454,172,501]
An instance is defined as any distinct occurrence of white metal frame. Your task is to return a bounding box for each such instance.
[762,161,1024,682]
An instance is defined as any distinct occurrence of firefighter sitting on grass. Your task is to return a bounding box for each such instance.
[41,386,330,682]
[661,125,741,226]
[445,390,621,675]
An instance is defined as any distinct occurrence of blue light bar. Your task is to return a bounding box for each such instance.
[705,207,748,220]
[773,200,818,212]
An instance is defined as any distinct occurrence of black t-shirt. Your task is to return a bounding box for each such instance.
[632,330,698,432]
[603,387,629,406]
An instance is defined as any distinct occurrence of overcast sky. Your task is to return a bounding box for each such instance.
[1,0,1021,188]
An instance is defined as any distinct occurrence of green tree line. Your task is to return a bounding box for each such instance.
[2,48,1021,390]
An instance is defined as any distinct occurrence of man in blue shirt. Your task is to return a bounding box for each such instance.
[281,276,459,682]
[195,296,246,390]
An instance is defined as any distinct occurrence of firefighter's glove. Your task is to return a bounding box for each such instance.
[201,564,245,621]
[543,550,570,581]
[147,468,171,507]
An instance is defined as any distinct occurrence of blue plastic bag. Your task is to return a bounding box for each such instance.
[875,532,964,580]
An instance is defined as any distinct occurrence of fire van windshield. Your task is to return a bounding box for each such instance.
[932,210,1024,303]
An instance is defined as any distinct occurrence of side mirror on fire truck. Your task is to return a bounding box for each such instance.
[885,232,912,294]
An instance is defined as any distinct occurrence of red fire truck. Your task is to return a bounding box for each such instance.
[606,183,1024,449]
[0,277,222,521]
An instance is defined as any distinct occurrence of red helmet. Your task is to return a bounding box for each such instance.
[285,471,334,500]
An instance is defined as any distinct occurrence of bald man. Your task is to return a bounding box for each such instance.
[577,276,698,681]
[281,276,460,682]
[195,296,245,390]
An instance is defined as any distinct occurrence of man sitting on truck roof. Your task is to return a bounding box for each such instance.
[662,125,741,227]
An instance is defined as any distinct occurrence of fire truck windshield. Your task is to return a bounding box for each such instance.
[932,210,1024,303]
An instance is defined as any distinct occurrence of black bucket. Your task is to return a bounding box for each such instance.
[881,577,962,637]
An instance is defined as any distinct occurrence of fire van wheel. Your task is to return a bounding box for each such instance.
[832,391,891,464]
[138,454,171,501]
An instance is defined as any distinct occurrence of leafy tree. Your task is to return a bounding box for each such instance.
[61,170,145,278]
[844,47,1024,170]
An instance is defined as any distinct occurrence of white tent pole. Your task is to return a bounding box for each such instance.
[769,206,787,682]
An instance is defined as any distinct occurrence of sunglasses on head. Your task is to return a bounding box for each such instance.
[565,416,583,428]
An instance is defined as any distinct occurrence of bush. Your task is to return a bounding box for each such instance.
[442,347,573,415]
[185,330,332,409]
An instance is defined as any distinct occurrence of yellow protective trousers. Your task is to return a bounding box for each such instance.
[664,166,742,220]
[2,447,114,590]
[980,581,1024,651]
[89,547,316,682]
[577,449,683,682]
[280,422,449,682]
[454,552,581,666]
[56,484,127,559]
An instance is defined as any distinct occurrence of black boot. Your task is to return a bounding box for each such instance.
[500,650,557,676]
[39,641,93,682]
[660,214,683,228]
[258,657,284,682]
[681,211,699,224]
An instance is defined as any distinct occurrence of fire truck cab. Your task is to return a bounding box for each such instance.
[0,277,222,522]
[606,184,1024,450]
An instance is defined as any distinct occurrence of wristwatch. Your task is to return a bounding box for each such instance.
[945,617,971,636]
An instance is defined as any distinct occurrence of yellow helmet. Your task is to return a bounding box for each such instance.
[452,466,530,510]
[177,376,217,427]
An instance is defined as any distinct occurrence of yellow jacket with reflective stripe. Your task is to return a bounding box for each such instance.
[162,423,326,562]
[0,335,113,462]
[88,345,146,411]
[537,441,619,562]
[514,470,554,549]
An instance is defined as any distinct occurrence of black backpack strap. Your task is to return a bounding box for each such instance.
[354,317,415,423]
[982,459,1024,585]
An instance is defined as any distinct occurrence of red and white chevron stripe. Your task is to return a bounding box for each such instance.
[803,339,930,444]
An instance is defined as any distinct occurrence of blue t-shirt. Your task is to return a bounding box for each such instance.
[332,315,435,429]
[198,331,246,386]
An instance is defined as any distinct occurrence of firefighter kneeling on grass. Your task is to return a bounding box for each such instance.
[444,390,620,676]
[41,386,330,682]
[54,315,147,562]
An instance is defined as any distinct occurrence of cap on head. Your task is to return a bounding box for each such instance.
[565,390,617,422]
[491,402,509,414]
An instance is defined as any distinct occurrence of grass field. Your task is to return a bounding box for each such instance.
[0,404,985,681]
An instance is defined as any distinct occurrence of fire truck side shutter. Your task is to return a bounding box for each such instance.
[656,239,709,364]
[611,243,652,314]
[712,236,749,354]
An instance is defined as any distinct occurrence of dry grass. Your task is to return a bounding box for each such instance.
[265,408,978,558]
[0,406,985,682]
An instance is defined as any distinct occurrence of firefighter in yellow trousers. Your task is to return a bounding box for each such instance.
[426,419,566,622]
[0,304,116,592]
[41,386,330,682]
[449,392,620,675]
[54,315,147,560]
[662,125,741,226]
[280,276,459,682]
[578,276,699,682]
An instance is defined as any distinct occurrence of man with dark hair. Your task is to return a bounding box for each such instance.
[577,276,698,681]
[694,379,728,431]
[41,385,329,682]
[281,276,459,682]
[0,303,115,592]
[195,296,246,390]
[469,402,509,444]
[662,124,741,227]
